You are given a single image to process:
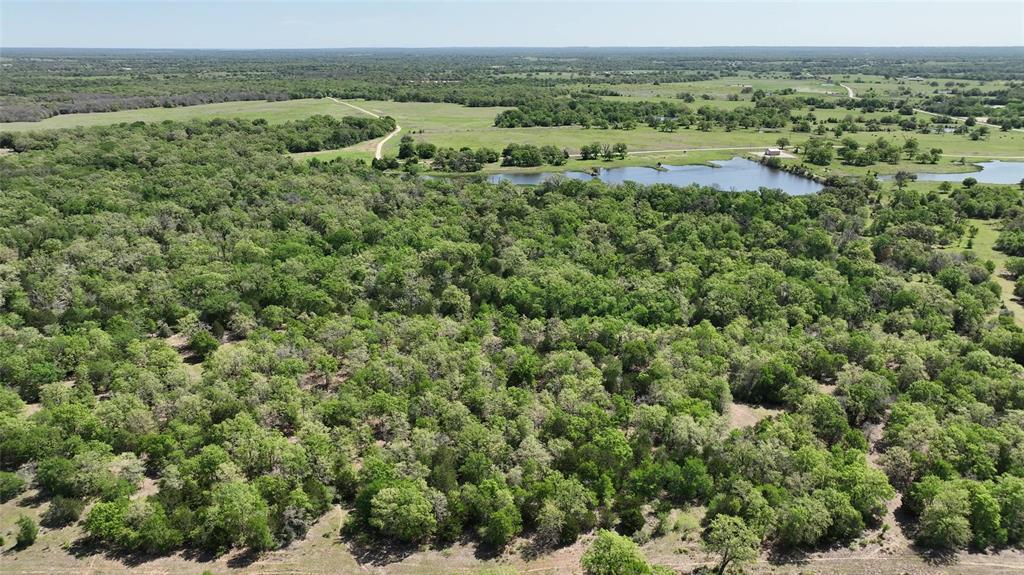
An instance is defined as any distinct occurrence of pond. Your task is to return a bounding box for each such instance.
[879,160,1024,185]
[487,157,823,195]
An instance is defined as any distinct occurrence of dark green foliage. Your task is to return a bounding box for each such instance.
[189,331,220,359]
[42,495,86,527]
[431,146,497,172]
[16,515,38,548]
[804,137,834,165]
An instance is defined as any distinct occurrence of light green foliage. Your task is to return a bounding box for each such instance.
[203,481,274,551]
[776,495,831,548]
[704,515,759,575]
[0,471,27,502]
[369,483,437,542]
[581,530,652,575]
[917,487,973,549]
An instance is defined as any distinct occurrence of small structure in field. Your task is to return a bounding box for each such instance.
[763,147,782,157]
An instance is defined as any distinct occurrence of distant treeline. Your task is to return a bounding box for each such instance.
[0,114,396,155]
[0,91,292,123]
[494,96,802,130]
[3,48,1022,123]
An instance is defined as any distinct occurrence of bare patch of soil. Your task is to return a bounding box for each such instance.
[728,402,783,430]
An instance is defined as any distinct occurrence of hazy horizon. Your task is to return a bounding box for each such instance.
[3,1,1022,50]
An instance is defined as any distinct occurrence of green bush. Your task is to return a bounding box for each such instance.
[0,472,27,502]
[43,495,86,527]
[581,530,651,575]
[16,515,39,548]
[189,331,220,359]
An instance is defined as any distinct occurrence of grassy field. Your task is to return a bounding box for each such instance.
[4,92,1021,180]
[298,98,1024,178]
[578,74,851,101]
[833,74,1010,100]
[0,98,360,132]
[938,217,1024,327]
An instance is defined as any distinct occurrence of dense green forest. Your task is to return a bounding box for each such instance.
[2,114,1024,565]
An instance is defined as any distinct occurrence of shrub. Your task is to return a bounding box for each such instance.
[189,331,219,359]
[0,472,27,502]
[16,515,39,548]
[581,530,651,575]
[43,495,86,527]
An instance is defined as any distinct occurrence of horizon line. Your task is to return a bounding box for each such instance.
[3,45,1023,50]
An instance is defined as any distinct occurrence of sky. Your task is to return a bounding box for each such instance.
[1,0,1022,49]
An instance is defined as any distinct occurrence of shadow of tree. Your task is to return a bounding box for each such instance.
[471,537,505,561]
[226,548,262,569]
[765,546,810,566]
[518,533,562,562]
[342,533,421,567]
[66,535,222,568]
[16,490,48,509]
[910,543,959,566]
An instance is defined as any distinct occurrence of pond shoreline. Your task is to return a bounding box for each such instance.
[877,160,1024,185]
[484,156,825,195]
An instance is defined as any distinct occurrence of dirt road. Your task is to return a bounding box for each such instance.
[327,97,402,159]
[841,84,1022,133]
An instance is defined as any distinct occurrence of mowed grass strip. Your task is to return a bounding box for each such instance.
[0,98,357,132]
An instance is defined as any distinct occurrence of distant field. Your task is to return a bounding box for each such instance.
[301,98,1024,179]
[0,98,357,132]
[832,74,1010,100]
[587,75,851,101]
[3,93,1020,182]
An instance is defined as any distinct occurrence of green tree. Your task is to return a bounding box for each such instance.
[581,530,651,575]
[902,137,920,159]
[804,137,834,166]
[993,476,1024,544]
[893,170,917,190]
[776,495,831,548]
[704,515,759,575]
[917,488,972,550]
[398,134,416,159]
[203,481,274,551]
[369,483,436,542]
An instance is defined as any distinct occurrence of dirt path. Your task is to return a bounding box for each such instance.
[841,83,1021,133]
[327,97,402,159]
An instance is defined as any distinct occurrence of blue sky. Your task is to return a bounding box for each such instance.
[2,1,1022,48]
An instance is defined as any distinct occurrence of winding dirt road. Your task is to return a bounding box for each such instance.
[328,97,401,159]
[840,83,1022,132]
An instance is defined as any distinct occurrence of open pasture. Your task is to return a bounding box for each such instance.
[0,98,355,132]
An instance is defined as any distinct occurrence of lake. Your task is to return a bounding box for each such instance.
[879,160,1024,185]
[487,157,823,195]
